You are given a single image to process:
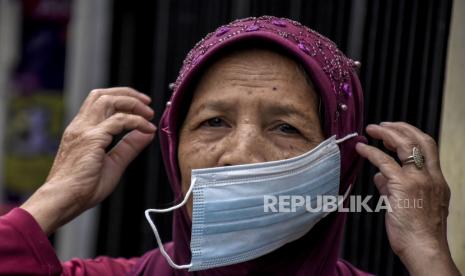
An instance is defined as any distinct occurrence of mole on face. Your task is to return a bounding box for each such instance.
[272,86,277,91]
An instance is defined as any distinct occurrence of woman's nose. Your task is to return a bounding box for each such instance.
[217,126,267,166]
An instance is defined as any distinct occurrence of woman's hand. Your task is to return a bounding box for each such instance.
[21,87,156,235]
[356,122,460,275]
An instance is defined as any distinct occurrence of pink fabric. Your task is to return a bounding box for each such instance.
[0,208,138,275]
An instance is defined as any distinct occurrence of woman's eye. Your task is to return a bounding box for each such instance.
[202,117,227,128]
[276,123,300,134]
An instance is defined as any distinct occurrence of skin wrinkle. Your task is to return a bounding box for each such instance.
[178,48,324,217]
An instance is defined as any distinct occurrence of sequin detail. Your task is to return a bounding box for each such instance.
[245,24,260,32]
[271,19,287,27]
[342,83,352,96]
[298,42,310,54]
[216,27,231,37]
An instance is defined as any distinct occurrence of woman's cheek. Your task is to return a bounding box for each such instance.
[271,136,317,159]
[181,135,222,171]
[179,136,223,216]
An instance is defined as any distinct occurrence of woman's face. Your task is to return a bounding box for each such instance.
[178,48,324,218]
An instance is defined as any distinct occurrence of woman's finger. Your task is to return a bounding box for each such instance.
[98,113,156,137]
[89,95,154,123]
[365,124,414,162]
[380,122,440,172]
[356,142,403,178]
[80,87,151,113]
[373,172,389,195]
[103,130,155,192]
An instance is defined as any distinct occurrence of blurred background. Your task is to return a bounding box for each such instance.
[0,0,464,275]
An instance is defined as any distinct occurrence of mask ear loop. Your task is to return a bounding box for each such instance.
[334,132,357,206]
[144,179,196,270]
[340,183,352,204]
[335,132,358,144]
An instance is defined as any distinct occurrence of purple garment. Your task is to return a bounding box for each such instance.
[131,16,371,276]
[0,207,139,275]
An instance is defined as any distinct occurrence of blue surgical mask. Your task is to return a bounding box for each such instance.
[145,133,357,271]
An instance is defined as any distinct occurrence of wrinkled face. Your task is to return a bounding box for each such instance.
[178,48,325,218]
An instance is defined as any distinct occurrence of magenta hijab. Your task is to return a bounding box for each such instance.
[130,16,371,276]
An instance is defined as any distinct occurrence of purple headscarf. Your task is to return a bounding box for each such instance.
[131,16,371,276]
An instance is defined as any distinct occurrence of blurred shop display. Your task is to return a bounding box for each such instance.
[1,0,70,214]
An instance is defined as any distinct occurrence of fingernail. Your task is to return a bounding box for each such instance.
[142,94,152,102]
[380,121,391,126]
[355,142,366,149]
[149,123,157,131]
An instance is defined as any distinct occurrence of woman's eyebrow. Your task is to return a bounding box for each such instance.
[262,103,312,121]
[191,100,312,122]
[192,100,236,114]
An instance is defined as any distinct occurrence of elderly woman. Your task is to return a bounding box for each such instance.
[0,16,460,276]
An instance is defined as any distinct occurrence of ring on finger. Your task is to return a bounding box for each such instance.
[401,146,425,169]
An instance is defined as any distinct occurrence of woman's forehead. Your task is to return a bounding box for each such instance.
[200,47,305,77]
[191,47,318,103]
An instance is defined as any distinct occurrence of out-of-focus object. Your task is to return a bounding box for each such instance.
[440,0,465,274]
[0,0,21,211]
[55,0,112,261]
[2,0,70,203]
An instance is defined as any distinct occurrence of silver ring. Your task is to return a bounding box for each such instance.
[402,146,425,169]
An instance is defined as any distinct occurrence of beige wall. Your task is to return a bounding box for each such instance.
[440,0,465,273]
[0,0,21,201]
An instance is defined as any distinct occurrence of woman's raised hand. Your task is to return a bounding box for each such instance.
[21,87,156,235]
[356,122,460,275]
